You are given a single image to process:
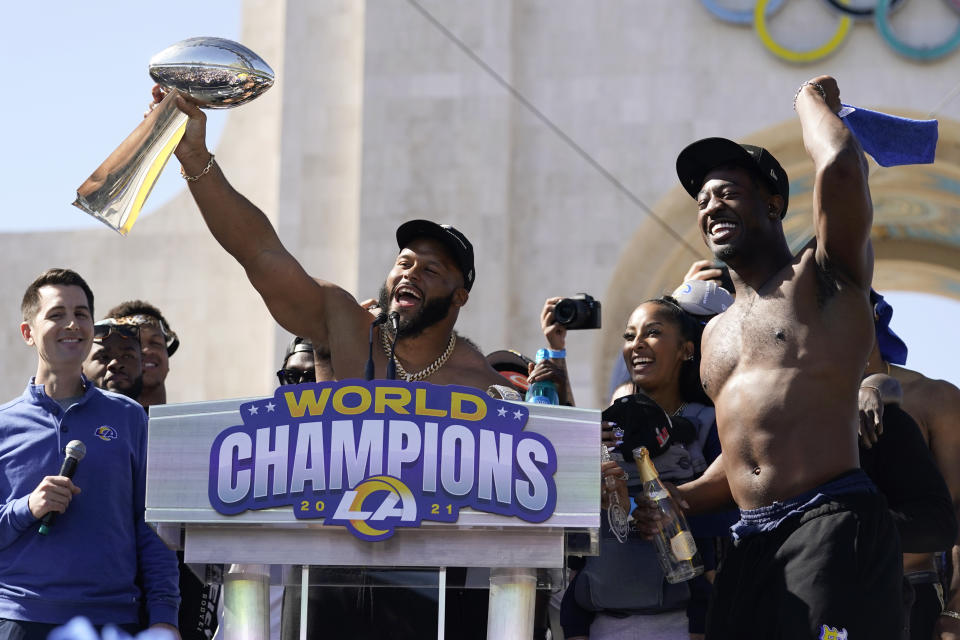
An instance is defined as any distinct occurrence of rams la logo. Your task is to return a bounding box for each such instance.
[95,425,118,441]
[327,475,418,541]
[819,625,848,640]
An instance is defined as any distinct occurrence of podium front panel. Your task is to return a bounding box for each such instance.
[146,395,599,568]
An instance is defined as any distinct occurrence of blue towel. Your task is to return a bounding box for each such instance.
[840,104,938,167]
[870,289,908,365]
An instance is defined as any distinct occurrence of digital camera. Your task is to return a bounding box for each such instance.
[555,293,601,330]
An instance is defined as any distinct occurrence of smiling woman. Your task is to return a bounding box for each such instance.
[553,294,724,639]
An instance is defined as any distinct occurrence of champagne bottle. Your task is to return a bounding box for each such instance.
[601,443,629,543]
[633,446,704,583]
[524,348,559,405]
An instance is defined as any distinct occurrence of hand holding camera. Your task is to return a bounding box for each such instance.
[554,293,601,330]
[540,297,568,350]
[540,293,602,350]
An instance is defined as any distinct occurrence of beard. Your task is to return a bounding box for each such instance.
[107,375,144,401]
[713,244,738,263]
[378,282,455,339]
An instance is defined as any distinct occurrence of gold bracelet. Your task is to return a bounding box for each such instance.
[942,610,960,621]
[793,81,826,111]
[180,153,216,182]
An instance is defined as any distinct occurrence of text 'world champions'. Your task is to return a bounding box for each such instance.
[208,381,559,541]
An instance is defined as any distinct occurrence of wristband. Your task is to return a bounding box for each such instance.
[859,385,881,394]
[942,610,960,621]
[545,348,566,359]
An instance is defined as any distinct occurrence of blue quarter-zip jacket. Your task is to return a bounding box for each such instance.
[0,379,179,626]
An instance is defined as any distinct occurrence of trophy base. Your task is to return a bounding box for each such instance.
[73,91,188,236]
[73,194,136,236]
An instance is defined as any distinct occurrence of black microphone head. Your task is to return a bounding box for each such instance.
[373,311,389,327]
[65,440,86,462]
[388,311,400,331]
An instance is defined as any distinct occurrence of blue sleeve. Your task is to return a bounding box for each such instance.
[132,409,180,626]
[0,494,38,549]
[703,422,722,464]
[692,405,722,464]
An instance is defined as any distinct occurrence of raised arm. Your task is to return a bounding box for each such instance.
[164,87,366,346]
[529,297,576,406]
[794,76,873,289]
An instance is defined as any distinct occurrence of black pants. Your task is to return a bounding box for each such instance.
[177,552,220,640]
[706,491,903,640]
[0,619,141,640]
[905,573,944,640]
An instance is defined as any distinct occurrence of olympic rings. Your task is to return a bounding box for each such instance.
[754,0,852,63]
[700,0,960,62]
[823,0,905,19]
[700,0,785,25]
[875,0,960,61]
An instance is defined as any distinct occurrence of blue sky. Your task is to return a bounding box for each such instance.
[0,1,240,233]
[1,1,956,388]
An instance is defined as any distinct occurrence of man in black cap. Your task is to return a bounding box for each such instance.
[646,75,903,638]
[160,89,505,393]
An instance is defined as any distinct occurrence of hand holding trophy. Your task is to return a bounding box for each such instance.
[74,37,274,235]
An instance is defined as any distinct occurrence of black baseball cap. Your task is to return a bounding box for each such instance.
[283,336,313,363]
[485,349,533,391]
[396,220,475,291]
[676,137,790,218]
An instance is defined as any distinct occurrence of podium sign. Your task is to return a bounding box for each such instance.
[146,381,599,568]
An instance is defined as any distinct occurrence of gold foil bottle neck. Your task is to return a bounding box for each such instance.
[634,446,659,483]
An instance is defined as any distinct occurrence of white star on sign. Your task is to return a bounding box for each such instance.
[265,402,276,412]
[513,410,523,420]
[248,405,259,415]
[497,407,507,417]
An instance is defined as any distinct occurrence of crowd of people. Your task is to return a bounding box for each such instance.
[0,74,958,640]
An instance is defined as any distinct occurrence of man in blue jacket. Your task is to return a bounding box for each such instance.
[0,268,180,639]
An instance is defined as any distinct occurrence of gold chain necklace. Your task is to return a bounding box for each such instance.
[380,328,457,381]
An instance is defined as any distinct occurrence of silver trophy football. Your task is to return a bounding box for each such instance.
[73,37,274,235]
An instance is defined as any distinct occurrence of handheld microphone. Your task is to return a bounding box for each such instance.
[386,312,400,380]
[38,439,86,536]
[365,312,389,381]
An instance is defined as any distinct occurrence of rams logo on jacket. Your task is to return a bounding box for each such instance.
[95,425,118,441]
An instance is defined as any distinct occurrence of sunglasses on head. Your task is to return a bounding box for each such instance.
[276,368,316,386]
[93,320,140,343]
[116,314,180,356]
